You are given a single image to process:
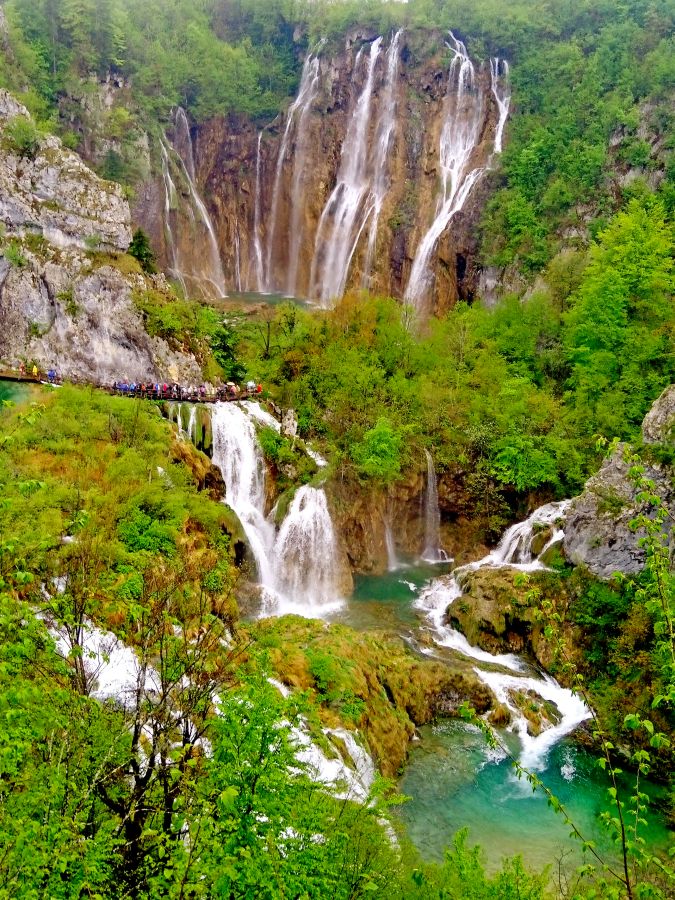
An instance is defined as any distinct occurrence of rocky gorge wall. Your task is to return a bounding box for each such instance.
[135,28,508,316]
[0,91,202,383]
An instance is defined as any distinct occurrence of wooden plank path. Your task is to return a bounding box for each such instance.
[0,370,263,405]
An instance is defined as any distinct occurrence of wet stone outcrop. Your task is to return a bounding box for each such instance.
[0,92,202,383]
[563,385,675,579]
[0,91,131,251]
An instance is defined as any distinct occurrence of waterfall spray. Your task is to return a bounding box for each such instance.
[309,38,384,305]
[252,132,266,291]
[404,32,485,313]
[421,450,448,563]
[266,53,322,293]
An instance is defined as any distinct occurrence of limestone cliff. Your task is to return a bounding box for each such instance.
[135,29,508,314]
[0,92,202,384]
[563,384,675,579]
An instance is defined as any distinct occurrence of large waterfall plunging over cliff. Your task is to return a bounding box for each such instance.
[210,403,345,615]
[404,33,509,313]
[148,30,510,311]
[159,108,226,300]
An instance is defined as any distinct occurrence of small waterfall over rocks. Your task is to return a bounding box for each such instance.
[210,403,345,616]
[416,499,590,769]
[271,486,345,616]
[211,403,277,591]
[421,450,448,563]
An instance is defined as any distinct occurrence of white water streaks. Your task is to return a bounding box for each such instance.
[252,132,266,291]
[490,57,511,155]
[416,498,590,768]
[362,29,403,288]
[476,669,591,772]
[161,109,226,300]
[421,450,449,563]
[385,519,402,571]
[159,139,188,297]
[404,32,485,312]
[309,38,384,304]
[271,485,345,616]
[266,52,323,294]
[211,403,277,591]
[187,404,197,443]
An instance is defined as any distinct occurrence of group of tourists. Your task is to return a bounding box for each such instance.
[111,380,263,402]
[18,361,61,383]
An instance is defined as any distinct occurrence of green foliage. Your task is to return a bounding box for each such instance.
[353,417,403,483]
[2,114,41,157]
[2,239,27,267]
[127,227,156,273]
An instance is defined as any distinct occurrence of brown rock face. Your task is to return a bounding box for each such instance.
[134,29,508,314]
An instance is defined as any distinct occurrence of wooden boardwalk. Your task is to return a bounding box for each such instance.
[0,370,263,405]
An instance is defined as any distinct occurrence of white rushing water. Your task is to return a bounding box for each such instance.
[421,450,449,562]
[266,52,322,293]
[309,38,384,304]
[385,519,402,571]
[404,32,485,311]
[211,403,277,591]
[252,132,266,291]
[187,404,197,444]
[490,57,511,155]
[362,29,403,287]
[416,499,590,768]
[211,403,343,616]
[271,486,345,616]
[159,139,188,297]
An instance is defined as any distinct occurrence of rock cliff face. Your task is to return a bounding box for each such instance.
[135,29,508,314]
[563,385,675,579]
[0,92,202,383]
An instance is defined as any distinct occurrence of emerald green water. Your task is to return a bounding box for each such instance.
[0,381,31,405]
[324,567,673,877]
[398,720,672,876]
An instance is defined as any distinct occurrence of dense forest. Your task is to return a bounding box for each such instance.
[0,0,673,897]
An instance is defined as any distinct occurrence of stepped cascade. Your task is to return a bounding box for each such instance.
[148,30,509,312]
[416,500,590,769]
[210,402,345,615]
[158,109,226,300]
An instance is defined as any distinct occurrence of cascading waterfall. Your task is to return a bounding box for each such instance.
[309,38,383,304]
[362,29,402,287]
[416,499,590,768]
[159,140,188,297]
[271,486,345,616]
[209,402,343,616]
[187,405,197,444]
[421,450,448,562]
[266,53,322,293]
[251,132,265,291]
[211,403,276,590]
[384,519,402,571]
[234,223,242,292]
[490,57,511,154]
[404,32,485,311]
[161,109,227,299]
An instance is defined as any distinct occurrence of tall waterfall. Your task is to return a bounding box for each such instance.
[416,498,590,769]
[421,450,448,562]
[272,486,345,615]
[266,52,322,294]
[251,132,265,291]
[159,109,227,299]
[159,140,188,297]
[384,519,402,571]
[490,58,511,154]
[211,403,276,590]
[309,38,384,305]
[363,29,402,287]
[404,32,485,312]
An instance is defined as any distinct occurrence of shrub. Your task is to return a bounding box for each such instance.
[3,115,41,158]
